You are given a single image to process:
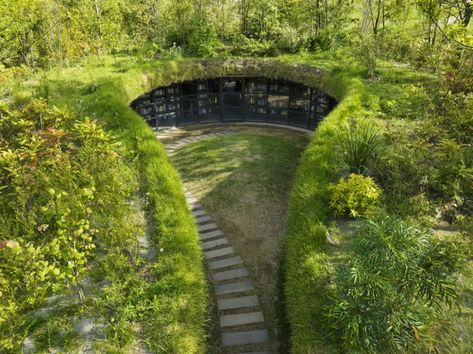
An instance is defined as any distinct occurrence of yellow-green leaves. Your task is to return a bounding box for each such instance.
[329,173,381,218]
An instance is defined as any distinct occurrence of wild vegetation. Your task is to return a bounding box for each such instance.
[1,0,472,353]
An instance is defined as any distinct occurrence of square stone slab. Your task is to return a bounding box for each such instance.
[192,209,207,217]
[212,268,249,282]
[199,223,218,233]
[221,329,269,346]
[200,229,224,241]
[217,295,259,310]
[204,247,234,260]
[214,281,254,296]
[202,238,229,251]
[196,215,213,224]
[220,311,264,327]
[208,256,242,271]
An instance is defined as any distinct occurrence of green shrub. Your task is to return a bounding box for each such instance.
[329,174,381,217]
[0,100,139,351]
[231,35,279,57]
[356,37,379,79]
[187,12,220,57]
[325,216,466,352]
[335,118,382,175]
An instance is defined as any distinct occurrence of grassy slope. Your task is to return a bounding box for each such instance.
[11,57,210,353]
[279,53,472,352]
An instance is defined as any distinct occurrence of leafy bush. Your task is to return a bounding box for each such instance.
[335,118,382,175]
[275,24,303,53]
[325,216,466,352]
[231,35,279,57]
[187,12,220,57]
[356,37,379,79]
[0,100,138,351]
[329,174,381,218]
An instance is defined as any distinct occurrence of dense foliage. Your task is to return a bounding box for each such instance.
[326,216,465,352]
[0,100,139,351]
[1,0,472,69]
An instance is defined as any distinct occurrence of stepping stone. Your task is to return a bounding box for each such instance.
[208,256,242,270]
[199,223,218,233]
[220,311,264,327]
[212,268,249,282]
[192,209,207,217]
[202,238,229,250]
[221,329,269,347]
[187,197,198,204]
[200,229,224,241]
[191,203,203,211]
[204,246,234,260]
[217,295,259,310]
[23,337,35,353]
[214,280,254,296]
[196,215,213,224]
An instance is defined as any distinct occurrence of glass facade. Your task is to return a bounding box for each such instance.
[131,77,337,131]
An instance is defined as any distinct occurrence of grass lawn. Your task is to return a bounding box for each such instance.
[170,126,309,353]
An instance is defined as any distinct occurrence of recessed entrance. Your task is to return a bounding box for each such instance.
[131,77,337,130]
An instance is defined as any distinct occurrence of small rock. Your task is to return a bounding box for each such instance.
[326,230,340,246]
[23,337,35,353]
[75,318,96,336]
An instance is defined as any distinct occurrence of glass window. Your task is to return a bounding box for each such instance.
[223,79,242,93]
[182,82,197,96]
[223,94,242,106]
[209,79,220,93]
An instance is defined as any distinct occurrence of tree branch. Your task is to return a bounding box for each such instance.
[426,12,473,50]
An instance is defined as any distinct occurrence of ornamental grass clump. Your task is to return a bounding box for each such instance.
[329,173,381,218]
[335,118,383,175]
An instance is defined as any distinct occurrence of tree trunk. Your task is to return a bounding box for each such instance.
[464,0,472,27]
[94,0,103,55]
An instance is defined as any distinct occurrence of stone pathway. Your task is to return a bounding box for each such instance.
[163,132,272,354]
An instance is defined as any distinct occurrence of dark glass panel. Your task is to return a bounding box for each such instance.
[222,106,243,121]
[209,78,220,93]
[148,118,157,128]
[197,81,207,92]
[288,111,308,128]
[223,93,242,106]
[269,80,289,95]
[268,95,289,109]
[223,79,242,93]
[182,81,197,96]
[166,85,179,96]
[153,88,165,97]
[246,78,267,94]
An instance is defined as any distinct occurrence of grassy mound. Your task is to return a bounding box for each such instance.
[280,55,472,352]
